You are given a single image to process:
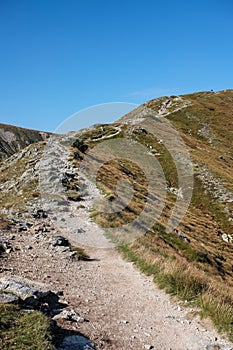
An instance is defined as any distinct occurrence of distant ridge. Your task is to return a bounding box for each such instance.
[0,123,50,160]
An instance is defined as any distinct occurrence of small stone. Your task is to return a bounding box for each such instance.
[144,345,154,350]
[49,235,70,247]
[53,309,85,323]
[5,248,12,254]
[122,320,129,324]
[206,345,221,350]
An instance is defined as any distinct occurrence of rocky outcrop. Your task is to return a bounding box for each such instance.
[0,276,64,311]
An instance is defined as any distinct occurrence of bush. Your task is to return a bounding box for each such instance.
[72,139,88,153]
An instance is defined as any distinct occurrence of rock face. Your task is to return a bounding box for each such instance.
[0,122,49,160]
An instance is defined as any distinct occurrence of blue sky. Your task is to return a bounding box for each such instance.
[0,0,232,131]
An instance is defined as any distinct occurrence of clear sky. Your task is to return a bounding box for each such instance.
[0,0,232,132]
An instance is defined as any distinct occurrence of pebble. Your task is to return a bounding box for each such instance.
[122,320,129,324]
[144,345,154,350]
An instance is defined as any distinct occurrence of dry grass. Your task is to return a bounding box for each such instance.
[118,243,233,340]
[69,90,233,340]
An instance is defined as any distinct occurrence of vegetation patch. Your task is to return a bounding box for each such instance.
[0,304,54,349]
[118,244,233,341]
[69,245,91,261]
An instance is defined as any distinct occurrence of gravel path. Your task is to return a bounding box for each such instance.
[2,228,233,350]
[64,246,233,350]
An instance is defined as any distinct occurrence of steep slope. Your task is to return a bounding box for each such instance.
[114,90,233,278]
[0,123,49,160]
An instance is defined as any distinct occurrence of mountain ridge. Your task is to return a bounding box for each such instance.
[0,122,50,160]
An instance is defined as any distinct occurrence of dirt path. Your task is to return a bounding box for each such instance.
[2,228,233,350]
[64,245,233,350]
[1,136,233,349]
[39,135,232,349]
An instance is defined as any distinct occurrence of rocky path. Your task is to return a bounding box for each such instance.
[63,246,233,350]
[1,222,233,350]
[1,136,233,349]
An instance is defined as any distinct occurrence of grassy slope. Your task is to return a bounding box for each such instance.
[71,90,233,339]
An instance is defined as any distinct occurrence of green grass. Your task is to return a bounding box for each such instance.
[69,245,90,260]
[130,128,179,187]
[191,177,232,233]
[0,304,54,350]
[78,124,121,142]
[153,223,212,265]
[66,190,82,201]
[199,293,233,338]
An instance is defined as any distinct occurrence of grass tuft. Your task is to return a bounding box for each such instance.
[118,244,233,340]
[0,304,54,349]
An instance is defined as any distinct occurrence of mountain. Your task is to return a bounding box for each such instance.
[0,123,49,160]
[0,90,233,348]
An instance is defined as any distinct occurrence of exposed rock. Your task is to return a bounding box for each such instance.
[206,344,222,350]
[220,233,232,243]
[0,292,19,304]
[57,335,95,350]
[49,235,70,247]
[144,345,154,350]
[31,223,51,234]
[17,223,28,232]
[197,123,213,143]
[0,122,49,160]
[0,276,64,310]
[197,166,233,206]
[167,186,183,198]
[0,238,12,254]
[173,229,190,243]
[32,208,48,219]
[53,308,85,323]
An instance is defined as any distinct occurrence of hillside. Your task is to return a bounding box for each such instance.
[0,90,233,349]
[0,122,49,160]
